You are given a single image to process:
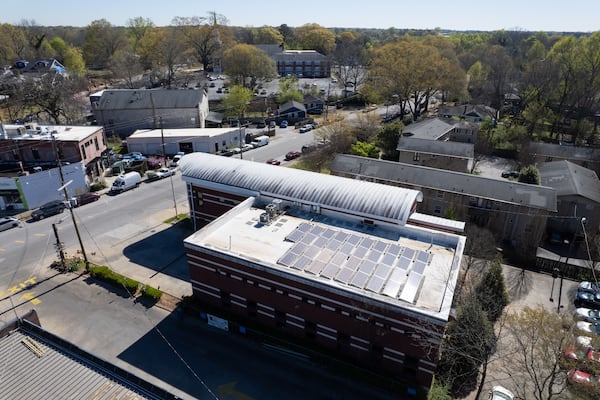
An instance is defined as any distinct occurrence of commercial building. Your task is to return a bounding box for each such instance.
[126,127,246,156]
[180,153,465,389]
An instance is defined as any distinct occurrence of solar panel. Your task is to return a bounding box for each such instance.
[321,263,339,279]
[301,233,317,245]
[331,252,348,267]
[317,249,335,264]
[285,229,304,243]
[346,234,361,246]
[340,242,355,255]
[417,250,430,264]
[292,255,311,270]
[304,245,320,259]
[278,252,296,267]
[367,250,382,263]
[374,241,388,253]
[374,264,392,279]
[351,271,370,288]
[313,236,328,248]
[290,242,307,255]
[346,256,361,270]
[388,244,402,256]
[297,222,311,232]
[397,257,412,271]
[322,228,336,239]
[306,260,325,275]
[366,276,385,293]
[335,231,349,241]
[310,225,326,235]
[327,239,342,251]
[353,246,368,258]
[402,248,416,260]
[335,267,355,284]
[413,260,426,275]
[382,272,403,298]
[359,259,376,275]
[360,237,374,249]
[381,253,397,267]
[399,271,424,303]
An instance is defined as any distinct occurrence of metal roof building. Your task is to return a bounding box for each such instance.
[0,313,175,400]
[180,153,423,226]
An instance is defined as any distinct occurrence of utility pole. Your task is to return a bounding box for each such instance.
[52,135,89,270]
[160,117,167,167]
[52,223,66,271]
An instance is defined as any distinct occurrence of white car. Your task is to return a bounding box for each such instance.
[0,216,20,232]
[488,385,514,400]
[147,167,176,180]
[577,335,594,348]
[575,308,600,323]
[579,281,600,294]
[576,321,600,335]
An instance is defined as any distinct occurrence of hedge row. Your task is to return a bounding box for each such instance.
[89,265,163,300]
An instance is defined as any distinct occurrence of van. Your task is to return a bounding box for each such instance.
[110,171,142,194]
[250,135,269,148]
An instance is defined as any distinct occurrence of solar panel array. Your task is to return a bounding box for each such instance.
[278,222,432,303]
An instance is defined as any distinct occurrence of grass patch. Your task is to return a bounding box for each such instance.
[89,265,139,293]
[164,213,190,225]
[141,285,163,300]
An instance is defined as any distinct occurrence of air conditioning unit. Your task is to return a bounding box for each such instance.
[266,204,277,217]
[259,213,270,224]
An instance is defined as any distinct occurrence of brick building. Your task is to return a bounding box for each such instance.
[180,153,465,389]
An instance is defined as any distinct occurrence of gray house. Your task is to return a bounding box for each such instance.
[402,117,479,143]
[397,137,474,173]
[92,89,209,136]
[528,141,600,178]
[438,104,497,122]
[538,160,600,243]
[278,100,307,121]
[330,154,557,257]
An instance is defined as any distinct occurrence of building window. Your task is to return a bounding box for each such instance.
[94,137,99,151]
[247,300,257,317]
[81,145,87,159]
[403,355,418,377]
[220,290,230,308]
[437,191,444,199]
[32,148,40,160]
[305,321,316,339]
[371,344,383,360]
[434,205,442,214]
[337,332,350,351]
[12,150,19,160]
[275,310,286,328]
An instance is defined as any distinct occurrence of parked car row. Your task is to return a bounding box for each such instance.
[565,281,600,393]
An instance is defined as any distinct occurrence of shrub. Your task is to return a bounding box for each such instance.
[141,285,163,300]
[89,265,139,293]
[90,181,106,192]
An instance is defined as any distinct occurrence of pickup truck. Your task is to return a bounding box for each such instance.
[147,167,176,180]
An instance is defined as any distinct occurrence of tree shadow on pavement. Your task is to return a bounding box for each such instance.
[505,268,533,301]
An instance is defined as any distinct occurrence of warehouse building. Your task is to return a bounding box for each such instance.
[179,153,465,388]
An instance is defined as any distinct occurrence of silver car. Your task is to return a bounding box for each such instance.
[0,217,20,232]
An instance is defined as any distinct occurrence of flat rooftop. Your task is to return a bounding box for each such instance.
[1,124,101,142]
[130,127,241,139]
[185,204,462,322]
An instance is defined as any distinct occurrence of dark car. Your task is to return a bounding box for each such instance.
[285,151,302,161]
[577,291,600,309]
[31,200,65,221]
[501,170,519,179]
[75,192,100,207]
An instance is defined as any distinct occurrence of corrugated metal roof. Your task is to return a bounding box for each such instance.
[179,153,422,225]
[0,322,168,400]
[539,160,600,203]
[96,89,204,110]
[329,154,557,211]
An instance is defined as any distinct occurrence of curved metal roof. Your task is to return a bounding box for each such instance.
[180,153,422,225]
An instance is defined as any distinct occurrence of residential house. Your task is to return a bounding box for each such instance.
[277,100,307,121]
[538,160,600,243]
[303,94,325,115]
[272,50,331,78]
[397,137,474,173]
[0,123,107,179]
[437,104,497,122]
[402,117,479,144]
[329,154,557,257]
[527,141,600,178]
[92,89,209,136]
[180,152,464,389]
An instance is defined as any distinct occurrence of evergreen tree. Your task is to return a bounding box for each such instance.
[474,255,510,322]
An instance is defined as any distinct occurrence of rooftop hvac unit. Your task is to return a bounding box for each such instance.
[272,198,282,211]
[259,212,271,224]
[266,203,277,217]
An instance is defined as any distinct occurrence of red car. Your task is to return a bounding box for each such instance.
[568,369,600,387]
[285,151,302,161]
[75,192,100,207]
[563,346,600,362]
[266,159,281,165]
